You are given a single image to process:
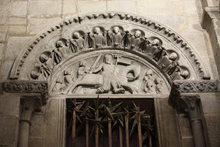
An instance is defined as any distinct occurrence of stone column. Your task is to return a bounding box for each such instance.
[18,98,38,147]
[182,95,206,147]
[0,80,48,147]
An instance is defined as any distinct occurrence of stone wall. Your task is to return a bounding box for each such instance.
[0,0,220,147]
[0,0,219,80]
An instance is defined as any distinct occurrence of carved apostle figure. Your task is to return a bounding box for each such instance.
[158,52,178,74]
[89,27,106,48]
[69,32,85,52]
[111,26,123,47]
[55,38,69,59]
[171,67,190,80]
[39,53,54,72]
[130,30,142,50]
[92,54,124,94]
[146,37,163,58]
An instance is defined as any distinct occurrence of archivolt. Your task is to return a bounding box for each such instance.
[9,12,209,81]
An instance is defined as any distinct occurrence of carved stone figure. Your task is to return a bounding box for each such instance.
[155,78,164,94]
[145,80,156,94]
[77,61,89,78]
[146,37,163,58]
[51,40,68,65]
[61,54,142,94]
[158,52,178,75]
[143,69,156,94]
[52,77,65,93]
[139,37,150,53]
[130,30,142,50]
[92,54,125,94]
[39,53,54,71]
[89,27,106,48]
[111,26,123,47]
[55,38,69,59]
[64,70,73,85]
[69,31,85,52]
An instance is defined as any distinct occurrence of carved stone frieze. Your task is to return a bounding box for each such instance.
[0,80,48,104]
[169,80,220,112]
[28,25,191,83]
[49,51,170,95]
[9,12,208,81]
[173,80,220,93]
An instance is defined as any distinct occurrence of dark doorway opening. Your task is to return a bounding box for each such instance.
[66,98,158,147]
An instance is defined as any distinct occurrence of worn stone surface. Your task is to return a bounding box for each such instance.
[27,17,62,35]
[28,1,62,18]
[0,0,219,147]
[0,115,19,147]
[0,93,20,117]
[9,1,27,17]
[155,98,181,147]
[204,115,220,147]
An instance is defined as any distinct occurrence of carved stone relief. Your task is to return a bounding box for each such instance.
[29,25,191,85]
[49,51,170,95]
[10,13,208,81]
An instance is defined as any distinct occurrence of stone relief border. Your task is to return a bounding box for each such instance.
[169,80,220,112]
[9,12,208,80]
[173,80,220,93]
[0,80,48,105]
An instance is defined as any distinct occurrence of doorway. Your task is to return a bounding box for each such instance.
[66,98,158,147]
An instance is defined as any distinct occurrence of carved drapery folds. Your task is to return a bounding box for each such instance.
[30,25,190,82]
[10,13,208,84]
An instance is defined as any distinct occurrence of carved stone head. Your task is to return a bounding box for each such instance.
[39,54,49,63]
[169,52,178,61]
[134,30,141,38]
[104,54,114,64]
[79,61,86,67]
[181,69,190,79]
[94,27,102,34]
[152,38,162,46]
[113,26,120,34]
[72,32,81,39]
[55,38,67,48]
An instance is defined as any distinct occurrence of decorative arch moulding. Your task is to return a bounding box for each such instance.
[8,12,211,96]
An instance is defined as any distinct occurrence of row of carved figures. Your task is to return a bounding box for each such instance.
[30,26,190,80]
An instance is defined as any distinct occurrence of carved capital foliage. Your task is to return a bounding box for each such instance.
[0,80,48,105]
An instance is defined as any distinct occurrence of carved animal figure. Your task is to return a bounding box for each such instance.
[64,56,141,94]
